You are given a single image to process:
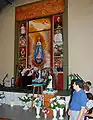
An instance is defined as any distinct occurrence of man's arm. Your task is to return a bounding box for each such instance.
[68,108,71,116]
[77,107,85,120]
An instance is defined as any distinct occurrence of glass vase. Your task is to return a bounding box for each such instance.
[36,107,40,118]
[59,108,64,120]
[44,113,47,119]
[23,103,29,110]
[52,109,57,120]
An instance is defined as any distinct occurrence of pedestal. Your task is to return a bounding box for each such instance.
[43,93,56,117]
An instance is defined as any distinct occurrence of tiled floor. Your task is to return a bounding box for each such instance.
[0,104,68,120]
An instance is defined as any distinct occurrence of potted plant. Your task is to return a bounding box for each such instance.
[0,92,5,105]
[18,93,31,110]
[49,96,66,120]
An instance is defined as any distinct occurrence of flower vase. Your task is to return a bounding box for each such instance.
[44,114,47,119]
[36,107,40,118]
[23,103,29,110]
[52,109,57,120]
[10,100,14,107]
[0,99,2,106]
[59,108,64,120]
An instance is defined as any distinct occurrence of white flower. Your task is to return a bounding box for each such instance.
[52,98,56,100]
[59,100,65,105]
[56,107,59,111]
[50,97,56,102]
[49,96,66,109]
[54,102,57,105]
[51,103,54,107]
[56,96,60,100]
[25,96,28,99]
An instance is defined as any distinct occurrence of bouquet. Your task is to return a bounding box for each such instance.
[18,93,31,103]
[34,95,43,108]
[49,96,66,110]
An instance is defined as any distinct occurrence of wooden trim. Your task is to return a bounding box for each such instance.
[16,0,64,21]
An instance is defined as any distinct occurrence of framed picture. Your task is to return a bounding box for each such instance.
[18,58,26,69]
[54,15,63,30]
[54,29,63,46]
[19,47,26,58]
[28,30,51,68]
[54,44,63,57]
[54,57,63,72]
[20,23,26,35]
[19,35,26,46]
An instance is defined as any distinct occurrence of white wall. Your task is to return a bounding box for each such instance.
[68,0,93,83]
[0,5,15,80]
[0,0,93,84]
[0,0,40,81]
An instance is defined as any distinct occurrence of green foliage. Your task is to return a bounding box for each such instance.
[34,95,43,108]
[18,93,31,103]
[49,96,66,109]
[0,92,5,99]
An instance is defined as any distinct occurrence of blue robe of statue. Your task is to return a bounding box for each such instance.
[34,41,44,64]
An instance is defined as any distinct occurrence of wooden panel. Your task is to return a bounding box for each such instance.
[58,73,64,89]
[43,93,56,117]
[43,94,55,101]
[16,0,64,21]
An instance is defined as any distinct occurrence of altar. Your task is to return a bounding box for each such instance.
[0,89,70,111]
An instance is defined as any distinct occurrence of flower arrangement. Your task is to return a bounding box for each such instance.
[18,93,31,103]
[49,96,66,110]
[42,107,49,119]
[0,92,5,105]
[34,95,43,108]
[0,92,5,99]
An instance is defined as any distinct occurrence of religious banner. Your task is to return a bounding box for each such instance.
[28,31,51,68]
[28,17,51,68]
